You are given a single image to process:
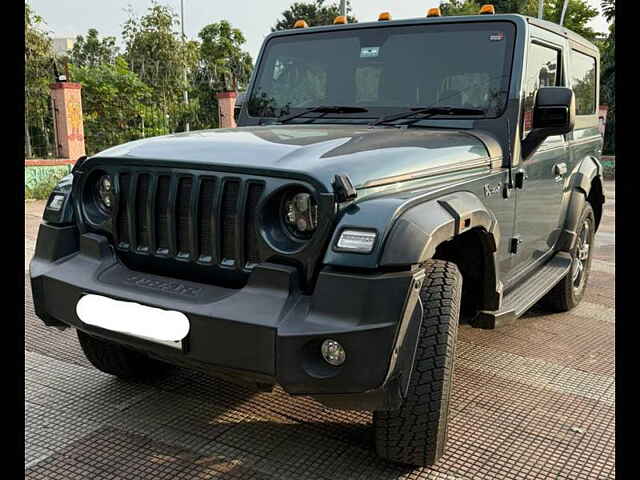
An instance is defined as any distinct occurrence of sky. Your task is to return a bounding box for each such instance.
[29,0,610,61]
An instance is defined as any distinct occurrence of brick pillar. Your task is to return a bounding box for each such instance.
[50,82,86,160]
[216,91,237,129]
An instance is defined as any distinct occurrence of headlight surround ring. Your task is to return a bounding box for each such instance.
[81,169,114,228]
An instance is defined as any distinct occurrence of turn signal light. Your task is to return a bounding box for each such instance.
[479,4,495,14]
[334,15,347,24]
[293,19,309,28]
[427,7,442,17]
[378,12,392,21]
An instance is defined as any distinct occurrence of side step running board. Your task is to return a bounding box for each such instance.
[472,252,572,329]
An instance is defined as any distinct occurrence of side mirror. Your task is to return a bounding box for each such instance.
[521,87,575,159]
[234,91,246,122]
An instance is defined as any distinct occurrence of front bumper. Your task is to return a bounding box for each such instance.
[30,223,424,410]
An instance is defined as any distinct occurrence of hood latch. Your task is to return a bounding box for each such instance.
[332,174,357,202]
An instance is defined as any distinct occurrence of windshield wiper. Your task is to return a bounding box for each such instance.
[277,105,368,124]
[369,106,486,127]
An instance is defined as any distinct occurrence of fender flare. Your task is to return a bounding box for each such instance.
[557,156,605,252]
[380,191,500,266]
[380,191,502,310]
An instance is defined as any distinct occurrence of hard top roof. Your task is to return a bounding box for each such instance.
[267,13,598,53]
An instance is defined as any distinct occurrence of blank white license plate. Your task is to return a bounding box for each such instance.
[76,294,190,349]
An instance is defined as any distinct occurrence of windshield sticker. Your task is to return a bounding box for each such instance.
[489,32,505,41]
[360,46,380,58]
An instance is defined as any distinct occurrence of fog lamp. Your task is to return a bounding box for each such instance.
[321,339,346,366]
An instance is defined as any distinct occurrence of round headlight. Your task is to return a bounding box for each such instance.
[97,174,113,211]
[283,191,318,238]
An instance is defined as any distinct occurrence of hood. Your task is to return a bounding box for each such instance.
[94,125,497,191]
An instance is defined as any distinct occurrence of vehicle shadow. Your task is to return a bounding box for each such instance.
[124,368,421,479]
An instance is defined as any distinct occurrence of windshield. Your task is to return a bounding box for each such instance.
[248,21,516,120]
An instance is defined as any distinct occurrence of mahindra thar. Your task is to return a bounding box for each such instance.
[30,9,605,467]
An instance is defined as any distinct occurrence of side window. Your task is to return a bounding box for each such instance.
[523,42,561,133]
[570,50,597,115]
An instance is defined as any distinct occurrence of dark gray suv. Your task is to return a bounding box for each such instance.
[31,11,604,467]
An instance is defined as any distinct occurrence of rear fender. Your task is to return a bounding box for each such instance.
[557,156,604,252]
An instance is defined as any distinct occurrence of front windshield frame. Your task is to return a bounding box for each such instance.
[246,19,518,123]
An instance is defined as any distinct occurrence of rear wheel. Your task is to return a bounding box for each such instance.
[543,203,595,312]
[373,259,461,467]
[77,330,172,380]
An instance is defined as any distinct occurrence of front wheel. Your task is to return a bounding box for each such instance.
[543,203,595,312]
[373,259,462,467]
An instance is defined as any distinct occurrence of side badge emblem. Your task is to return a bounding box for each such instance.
[484,183,502,197]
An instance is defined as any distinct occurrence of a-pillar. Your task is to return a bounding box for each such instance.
[50,82,86,160]
[216,91,237,129]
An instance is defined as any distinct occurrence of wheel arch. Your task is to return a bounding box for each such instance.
[380,191,502,314]
[557,155,605,251]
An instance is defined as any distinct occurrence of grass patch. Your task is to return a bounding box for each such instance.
[25,166,71,200]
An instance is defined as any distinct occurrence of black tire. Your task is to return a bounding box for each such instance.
[543,203,595,312]
[77,330,172,380]
[373,260,461,467]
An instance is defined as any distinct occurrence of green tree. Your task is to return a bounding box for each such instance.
[69,28,119,68]
[122,2,197,132]
[70,57,156,154]
[25,3,55,158]
[439,0,483,15]
[599,0,615,153]
[198,21,253,92]
[190,20,253,130]
[439,0,598,39]
[601,0,614,22]
[272,0,357,31]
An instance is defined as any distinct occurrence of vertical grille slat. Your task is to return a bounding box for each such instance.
[135,174,150,252]
[176,177,193,259]
[117,172,131,248]
[220,180,240,266]
[197,178,217,263]
[116,170,267,270]
[155,175,171,255]
[127,173,138,251]
[244,183,264,267]
[147,175,158,253]
[167,176,178,257]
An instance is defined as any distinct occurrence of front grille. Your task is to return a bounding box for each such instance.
[114,171,266,270]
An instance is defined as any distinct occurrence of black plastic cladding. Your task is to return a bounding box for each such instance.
[73,160,337,290]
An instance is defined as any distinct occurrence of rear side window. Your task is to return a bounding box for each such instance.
[570,50,597,115]
[523,43,561,132]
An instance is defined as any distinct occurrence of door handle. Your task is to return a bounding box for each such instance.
[515,170,527,189]
[555,163,568,176]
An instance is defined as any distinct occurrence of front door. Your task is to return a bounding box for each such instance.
[510,38,569,279]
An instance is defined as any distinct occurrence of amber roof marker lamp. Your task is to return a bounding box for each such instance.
[479,4,496,14]
[378,12,392,21]
[427,7,442,17]
[293,19,309,28]
[334,15,348,24]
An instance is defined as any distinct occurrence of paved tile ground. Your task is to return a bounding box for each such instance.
[24,183,615,479]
